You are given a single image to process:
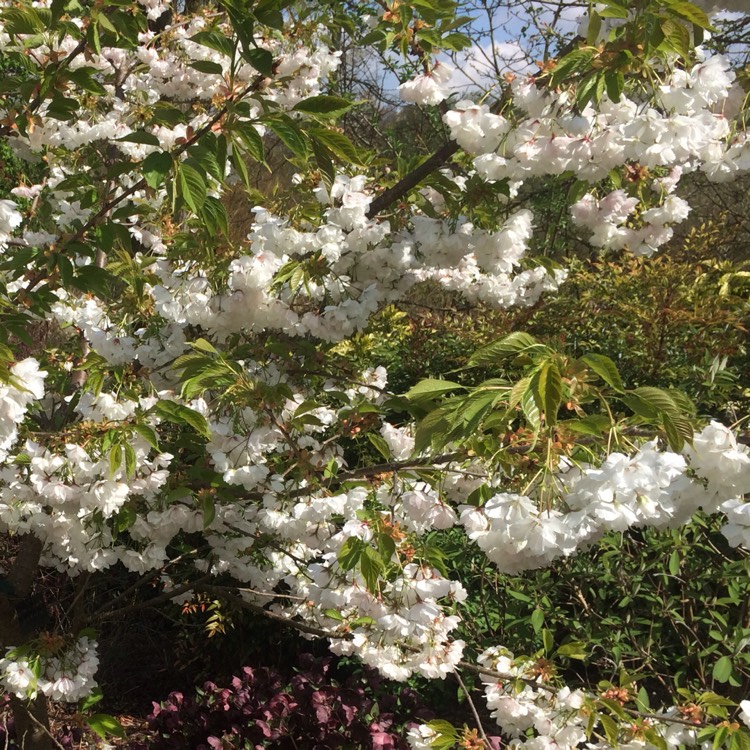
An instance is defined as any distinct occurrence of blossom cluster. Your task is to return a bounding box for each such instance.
[443,54,744,255]
[0,359,46,463]
[460,422,750,573]
[0,636,99,702]
[0,0,749,720]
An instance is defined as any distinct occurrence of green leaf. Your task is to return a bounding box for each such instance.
[377,533,397,561]
[598,713,619,745]
[668,549,681,576]
[662,0,712,29]
[108,443,122,477]
[189,60,224,75]
[368,432,391,460]
[556,641,588,659]
[620,393,659,420]
[712,655,733,683]
[533,361,562,427]
[662,414,685,452]
[132,423,159,451]
[123,442,137,479]
[542,628,554,654]
[267,116,307,157]
[564,415,611,436]
[178,162,207,213]
[586,10,602,45]
[142,151,172,190]
[2,6,44,34]
[659,17,691,59]
[406,379,465,401]
[469,332,545,366]
[191,338,218,355]
[79,687,103,712]
[152,400,211,439]
[200,195,229,237]
[581,353,624,392]
[190,30,235,58]
[201,494,216,529]
[235,121,265,163]
[413,407,451,454]
[242,47,274,76]
[360,545,385,593]
[521,387,541,430]
[531,607,544,633]
[426,719,457,750]
[338,537,365,570]
[117,131,161,146]
[293,94,355,116]
[86,714,125,740]
[310,127,362,164]
[550,47,596,85]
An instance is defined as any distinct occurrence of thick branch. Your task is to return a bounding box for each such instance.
[366,139,460,219]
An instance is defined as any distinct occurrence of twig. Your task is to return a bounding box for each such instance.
[455,668,491,746]
[93,574,213,622]
[17,700,66,750]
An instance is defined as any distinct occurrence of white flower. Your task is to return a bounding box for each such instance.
[400,63,454,105]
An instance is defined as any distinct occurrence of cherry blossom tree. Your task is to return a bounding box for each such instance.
[0,0,749,748]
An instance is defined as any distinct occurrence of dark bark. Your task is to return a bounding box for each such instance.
[0,535,51,750]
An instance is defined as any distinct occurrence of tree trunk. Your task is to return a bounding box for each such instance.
[0,535,51,750]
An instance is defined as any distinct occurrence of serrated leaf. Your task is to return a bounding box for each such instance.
[191,338,218,354]
[123,442,137,479]
[338,537,364,570]
[117,131,161,146]
[235,122,265,163]
[202,494,216,529]
[293,94,355,116]
[405,379,465,400]
[712,655,733,683]
[531,607,544,633]
[533,361,562,427]
[598,713,619,745]
[377,533,397,561]
[2,6,44,34]
[311,127,362,164]
[413,407,451,454]
[662,414,685,452]
[87,714,125,740]
[178,162,207,213]
[564,415,611,436]
[79,687,103,712]
[152,400,211,439]
[550,48,596,85]
[368,432,391,460]
[190,30,235,58]
[142,151,172,190]
[521,387,541,430]
[469,332,543,366]
[108,443,122,477]
[189,60,224,75]
[542,628,554,654]
[267,117,307,157]
[556,641,588,659]
[360,545,385,593]
[662,0,712,29]
[132,423,159,451]
[581,353,624,392]
[668,549,681,576]
[242,46,274,76]
[620,393,659,420]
